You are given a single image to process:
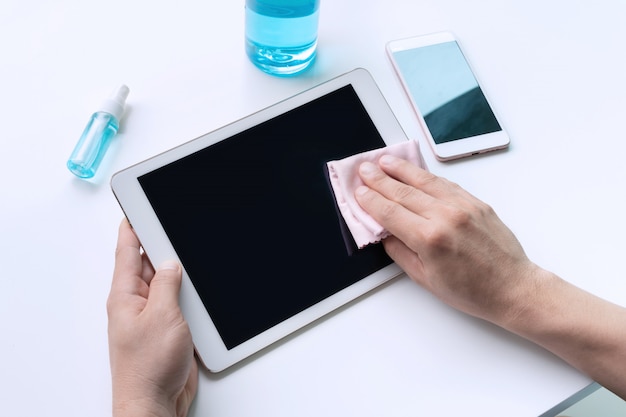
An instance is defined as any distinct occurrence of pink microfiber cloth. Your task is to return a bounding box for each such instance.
[326,140,428,251]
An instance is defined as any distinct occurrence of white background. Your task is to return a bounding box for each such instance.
[1,1,625,416]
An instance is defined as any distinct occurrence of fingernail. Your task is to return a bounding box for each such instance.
[359,161,377,176]
[355,185,369,196]
[379,155,398,166]
[157,260,180,272]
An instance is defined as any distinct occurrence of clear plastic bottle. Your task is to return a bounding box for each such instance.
[245,0,320,76]
[67,85,130,179]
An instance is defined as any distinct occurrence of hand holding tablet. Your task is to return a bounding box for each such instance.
[111,69,422,372]
[110,67,626,402]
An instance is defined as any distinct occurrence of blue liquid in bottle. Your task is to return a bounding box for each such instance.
[245,0,320,76]
[67,85,129,179]
[67,112,119,178]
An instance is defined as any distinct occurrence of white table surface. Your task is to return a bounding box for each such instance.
[2,1,625,416]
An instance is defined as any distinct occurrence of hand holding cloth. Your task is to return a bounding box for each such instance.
[326,140,428,250]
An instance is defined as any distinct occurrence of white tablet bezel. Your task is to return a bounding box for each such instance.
[111,68,406,372]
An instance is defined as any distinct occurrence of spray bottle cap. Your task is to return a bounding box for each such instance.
[98,85,130,121]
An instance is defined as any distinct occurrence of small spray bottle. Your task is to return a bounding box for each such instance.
[67,85,130,179]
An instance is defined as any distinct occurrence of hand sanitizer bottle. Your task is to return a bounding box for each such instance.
[67,85,130,179]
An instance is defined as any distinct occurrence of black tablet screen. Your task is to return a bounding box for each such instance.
[138,85,393,349]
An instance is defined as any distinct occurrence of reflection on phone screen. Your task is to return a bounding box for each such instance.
[392,41,501,144]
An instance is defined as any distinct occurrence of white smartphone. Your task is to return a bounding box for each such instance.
[387,32,510,161]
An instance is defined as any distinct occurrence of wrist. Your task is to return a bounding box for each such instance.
[498,265,599,352]
[496,263,559,335]
[112,397,176,417]
[112,381,177,417]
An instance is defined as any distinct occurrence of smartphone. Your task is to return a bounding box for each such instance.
[387,32,510,161]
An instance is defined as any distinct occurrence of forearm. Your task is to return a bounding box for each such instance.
[503,268,626,399]
[351,157,626,398]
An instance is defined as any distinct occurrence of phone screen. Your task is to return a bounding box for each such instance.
[390,41,502,144]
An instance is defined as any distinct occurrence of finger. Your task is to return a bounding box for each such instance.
[378,155,454,196]
[114,219,141,263]
[355,183,428,249]
[147,260,183,310]
[382,236,429,290]
[111,219,146,298]
[141,251,156,284]
[357,161,439,220]
[378,155,478,206]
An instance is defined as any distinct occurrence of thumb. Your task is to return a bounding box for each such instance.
[148,260,183,309]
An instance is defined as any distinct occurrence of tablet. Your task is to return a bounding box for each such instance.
[538,382,626,416]
[111,68,407,372]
